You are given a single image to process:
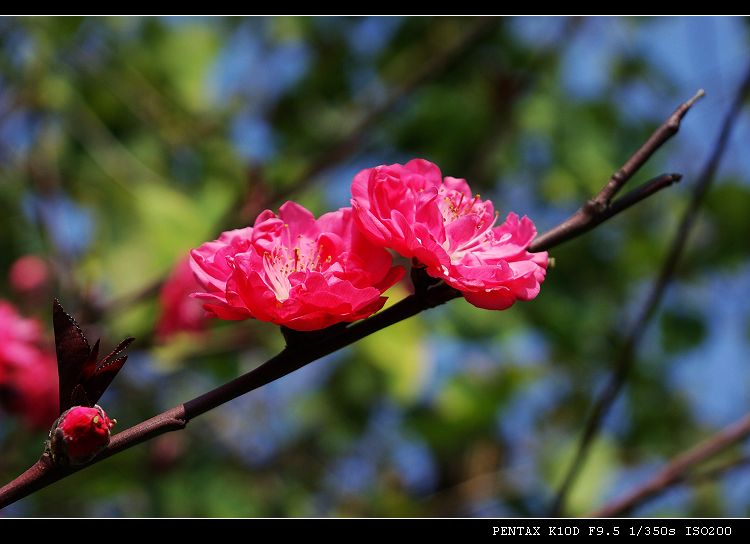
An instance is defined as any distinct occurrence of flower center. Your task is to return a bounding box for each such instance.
[263,240,331,301]
[438,189,482,224]
[437,188,499,263]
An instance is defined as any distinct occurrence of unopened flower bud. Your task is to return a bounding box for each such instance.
[46,405,116,465]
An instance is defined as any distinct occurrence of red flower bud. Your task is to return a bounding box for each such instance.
[47,405,116,465]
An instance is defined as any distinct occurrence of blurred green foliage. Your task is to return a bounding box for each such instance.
[1,16,749,517]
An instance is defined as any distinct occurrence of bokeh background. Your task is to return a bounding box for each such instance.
[1,16,750,517]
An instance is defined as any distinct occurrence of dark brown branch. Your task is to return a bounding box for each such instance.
[550,65,750,517]
[0,283,460,508]
[0,406,188,508]
[590,413,750,517]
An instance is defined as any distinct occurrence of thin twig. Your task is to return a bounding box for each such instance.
[590,413,750,517]
[592,89,704,209]
[550,65,750,517]
[530,91,703,253]
[530,173,682,253]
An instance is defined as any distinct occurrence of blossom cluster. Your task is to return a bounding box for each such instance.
[190,159,547,331]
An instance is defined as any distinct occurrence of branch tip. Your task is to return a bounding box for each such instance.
[687,88,706,108]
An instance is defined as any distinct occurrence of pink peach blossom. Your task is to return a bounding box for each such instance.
[0,300,43,364]
[351,159,547,310]
[156,257,207,340]
[190,202,404,331]
[0,300,59,428]
[190,226,255,321]
[1,350,59,429]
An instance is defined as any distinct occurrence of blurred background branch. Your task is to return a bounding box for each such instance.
[590,412,750,517]
[551,62,750,516]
